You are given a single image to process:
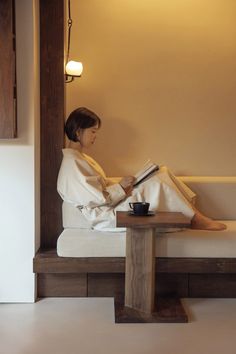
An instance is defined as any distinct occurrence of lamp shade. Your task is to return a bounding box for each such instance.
[65,60,83,77]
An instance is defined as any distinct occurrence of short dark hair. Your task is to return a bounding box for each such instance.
[65,107,101,142]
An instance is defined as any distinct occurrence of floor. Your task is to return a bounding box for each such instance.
[1,298,236,354]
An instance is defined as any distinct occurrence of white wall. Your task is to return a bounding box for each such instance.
[67,0,236,177]
[0,0,40,302]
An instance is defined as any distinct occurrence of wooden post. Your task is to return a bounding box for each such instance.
[125,227,155,313]
[40,0,65,248]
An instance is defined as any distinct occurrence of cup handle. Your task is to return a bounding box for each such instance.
[129,202,134,210]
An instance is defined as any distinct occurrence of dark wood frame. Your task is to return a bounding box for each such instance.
[36,0,236,302]
[0,0,17,138]
[40,0,65,249]
[34,249,236,298]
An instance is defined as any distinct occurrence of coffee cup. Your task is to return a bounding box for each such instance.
[129,202,150,215]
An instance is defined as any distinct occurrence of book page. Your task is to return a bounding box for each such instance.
[134,160,159,186]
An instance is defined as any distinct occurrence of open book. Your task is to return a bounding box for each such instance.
[133,160,159,187]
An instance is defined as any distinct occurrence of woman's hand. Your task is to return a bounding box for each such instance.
[120,176,135,195]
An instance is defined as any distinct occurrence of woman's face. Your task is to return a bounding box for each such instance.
[78,124,99,149]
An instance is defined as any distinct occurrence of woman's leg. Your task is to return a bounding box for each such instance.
[119,167,227,231]
[156,167,227,231]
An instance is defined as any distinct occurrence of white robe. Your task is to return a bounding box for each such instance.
[57,148,196,230]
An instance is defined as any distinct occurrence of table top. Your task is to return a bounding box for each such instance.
[116,211,191,229]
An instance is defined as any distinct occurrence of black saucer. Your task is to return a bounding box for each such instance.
[128,211,155,216]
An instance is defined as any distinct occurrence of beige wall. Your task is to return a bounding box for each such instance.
[66,0,236,177]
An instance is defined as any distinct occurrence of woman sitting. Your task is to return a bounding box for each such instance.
[57,107,226,231]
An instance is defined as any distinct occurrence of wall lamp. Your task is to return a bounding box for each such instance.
[65,0,83,83]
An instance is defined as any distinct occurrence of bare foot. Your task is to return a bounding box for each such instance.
[191,212,227,231]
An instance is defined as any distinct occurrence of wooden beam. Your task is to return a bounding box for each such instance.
[40,0,65,248]
[34,249,236,274]
[33,250,125,274]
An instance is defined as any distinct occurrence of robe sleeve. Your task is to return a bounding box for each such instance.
[57,155,126,209]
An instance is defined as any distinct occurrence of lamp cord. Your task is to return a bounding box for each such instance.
[66,0,73,64]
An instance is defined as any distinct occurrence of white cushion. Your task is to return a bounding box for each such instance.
[57,221,236,258]
[157,221,236,258]
[62,201,91,228]
[57,229,126,257]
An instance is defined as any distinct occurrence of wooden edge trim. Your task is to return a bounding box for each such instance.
[33,249,236,274]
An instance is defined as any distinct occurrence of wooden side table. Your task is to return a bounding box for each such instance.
[115,211,191,323]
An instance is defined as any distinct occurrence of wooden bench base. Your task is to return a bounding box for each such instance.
[34,249,236,298]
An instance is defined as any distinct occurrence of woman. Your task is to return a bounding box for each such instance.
[57,107,226,231]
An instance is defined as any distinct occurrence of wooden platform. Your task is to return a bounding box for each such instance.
[34,249,236,298]
[114,297,188,323]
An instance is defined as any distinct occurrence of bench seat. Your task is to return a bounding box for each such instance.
[34,176,236,298]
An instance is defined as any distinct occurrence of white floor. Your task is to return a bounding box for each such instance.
[1,298,236,354]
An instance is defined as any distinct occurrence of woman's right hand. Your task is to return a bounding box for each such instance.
[120,176,135,195]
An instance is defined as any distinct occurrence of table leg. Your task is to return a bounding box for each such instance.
[114,228,189,323]
[125,227,155,313]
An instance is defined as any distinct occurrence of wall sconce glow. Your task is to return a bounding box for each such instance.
[66,60,83,77]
